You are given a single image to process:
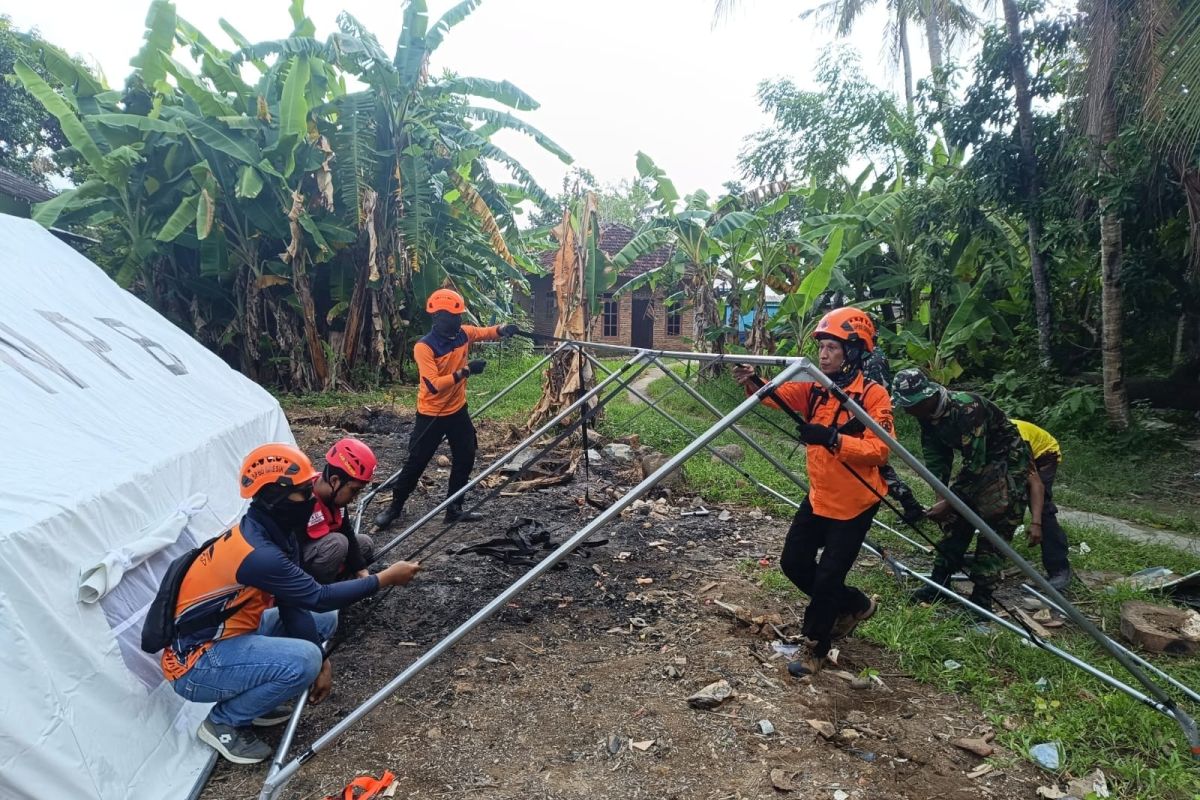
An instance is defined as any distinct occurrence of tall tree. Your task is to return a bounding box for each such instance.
[0,16,72,183]
[1001,0,1054,367]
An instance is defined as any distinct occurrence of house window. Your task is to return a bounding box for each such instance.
[602,294,618,337]
[666,307,682,336]
[544,291,556,317]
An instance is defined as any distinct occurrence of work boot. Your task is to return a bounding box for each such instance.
[1047,568,1073,592]
[830,595,878,640]
[910,570,951,605]
[251,703,295,727]
[444,502,483,523]
[197,717,272,765]
[786,645,826,679]
[373,504,404,530]
[967,588,994,614]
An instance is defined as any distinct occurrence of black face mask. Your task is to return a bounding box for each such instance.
[269,495,317,536]
[432,311,462,339]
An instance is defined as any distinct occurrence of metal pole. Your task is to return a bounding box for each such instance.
[354,342,569,536]
[257,358,812,800]
[578,351,800,510]
[1021,584,1200,706]
[267,685,311,778]
[370,351,653,563]
[561,339,800,366]
[645,355,932,554]
[860,540,1183,719]
[796,362,1200,754]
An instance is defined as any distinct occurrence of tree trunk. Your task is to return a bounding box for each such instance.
[1099,112,1130,428]
[1002,0,1053,368]
[923,3,944,85]
[686,263,722,378]
[899,16,915,114]
[291,249,330,389]
[1174,164,1200,368]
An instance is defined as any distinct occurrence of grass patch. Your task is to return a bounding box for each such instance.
[591,369,1200,799]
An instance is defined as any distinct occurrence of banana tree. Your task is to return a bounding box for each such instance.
[20,0,568,391]
[609,152,757,374]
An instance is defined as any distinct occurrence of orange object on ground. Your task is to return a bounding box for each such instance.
[324,770,396,800]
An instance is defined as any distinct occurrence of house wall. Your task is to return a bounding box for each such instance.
[587,289,695,352]
[522,275,696,351]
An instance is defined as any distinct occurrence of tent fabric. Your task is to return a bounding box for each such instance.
[0,215,292,799]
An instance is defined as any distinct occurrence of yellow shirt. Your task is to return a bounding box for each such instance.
[1012,419,1061,461]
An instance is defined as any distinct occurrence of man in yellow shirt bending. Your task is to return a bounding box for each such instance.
[1013,419,1072,591]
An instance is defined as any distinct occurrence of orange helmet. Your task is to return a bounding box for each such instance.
[812,307,876,352]
[239,443,318,499]
[426,288,466,314]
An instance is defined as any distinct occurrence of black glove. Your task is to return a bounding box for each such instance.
[798,422,838,448]
[467,359,487,375]
[499,323,519,338]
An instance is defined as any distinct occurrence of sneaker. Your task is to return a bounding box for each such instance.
[787,648,825,679]
[197,718,272,765]
[373,505,403,530]
[830,595,878,640]
[251,703,295,727]
[1047,569,1073,592]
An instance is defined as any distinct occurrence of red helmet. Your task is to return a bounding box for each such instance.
[239,443,318,499]
[326,437,377,481]
[426,288,466,314]
[812,307,876,352]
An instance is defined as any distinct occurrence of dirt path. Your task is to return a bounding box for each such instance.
[1059,509,1200,556]
[625,367,662,405]
[198,409,1048,800]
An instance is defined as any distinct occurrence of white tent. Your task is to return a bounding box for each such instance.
[0,215,291,799]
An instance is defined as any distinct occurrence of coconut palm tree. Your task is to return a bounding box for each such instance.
[713,0,974,111]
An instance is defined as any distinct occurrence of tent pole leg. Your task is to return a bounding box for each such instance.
[798,362,1200,756]
[256,357,812,800]
[578,351,800,510]
[1021,583,1200,706]
[368,351,652,563]
[354,342,568,536]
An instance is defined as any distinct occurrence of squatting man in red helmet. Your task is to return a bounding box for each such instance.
[301,437,379,583]
[373,288,518,529]
[158,444,420,765]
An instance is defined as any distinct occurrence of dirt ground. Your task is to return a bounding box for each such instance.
[200,407,1047,800]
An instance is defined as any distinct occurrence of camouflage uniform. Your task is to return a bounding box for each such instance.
[860,349,924,520]
[918,390,1031,606]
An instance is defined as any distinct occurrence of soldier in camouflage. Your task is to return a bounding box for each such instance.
[891,369,1042,612]
[861,348,925,522]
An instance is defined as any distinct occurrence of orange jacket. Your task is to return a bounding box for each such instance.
[414,324,501,416]
[756,371,894,520]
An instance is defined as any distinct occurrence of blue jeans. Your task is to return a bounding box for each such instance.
[170,608,338,727]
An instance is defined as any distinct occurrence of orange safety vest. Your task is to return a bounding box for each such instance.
[413,324,501,416]
[760,371,894,520]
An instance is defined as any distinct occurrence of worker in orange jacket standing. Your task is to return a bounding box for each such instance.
[733,308,893,678]
[374,288,518,529]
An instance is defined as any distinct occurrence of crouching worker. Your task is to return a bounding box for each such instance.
[892,370,1042,612]
[733,308,893,678]
[160,444,420,764]
[374,288,518,529]
[302,438,378,583]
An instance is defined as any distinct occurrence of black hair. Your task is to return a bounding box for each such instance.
[322,464,353,485]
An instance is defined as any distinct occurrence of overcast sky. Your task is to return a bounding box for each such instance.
[10,0,949,197]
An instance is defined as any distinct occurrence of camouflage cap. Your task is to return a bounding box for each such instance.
[891,368,942,408]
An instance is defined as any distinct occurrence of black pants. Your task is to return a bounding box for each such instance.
[386,407,477,511]
[780,497,879,657]
[1036,454,1070,575]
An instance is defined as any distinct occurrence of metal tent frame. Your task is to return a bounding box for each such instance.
[258,341,1198,800]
